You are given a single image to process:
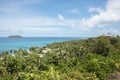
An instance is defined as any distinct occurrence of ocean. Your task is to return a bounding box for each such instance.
[0,37,85,53]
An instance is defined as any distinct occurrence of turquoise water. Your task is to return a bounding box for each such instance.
[0,37,84,53]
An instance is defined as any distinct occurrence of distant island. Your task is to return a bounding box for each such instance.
[7,35,23,38]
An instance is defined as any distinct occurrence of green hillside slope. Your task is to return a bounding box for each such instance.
[0,35,120,80]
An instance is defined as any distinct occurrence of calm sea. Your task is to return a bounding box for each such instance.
[0,37,85,53]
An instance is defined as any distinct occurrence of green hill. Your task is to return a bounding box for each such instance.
[0,35,120,80]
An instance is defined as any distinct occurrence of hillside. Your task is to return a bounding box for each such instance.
[0,35,120,80]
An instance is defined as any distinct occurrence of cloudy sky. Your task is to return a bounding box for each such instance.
[0,0,120,37]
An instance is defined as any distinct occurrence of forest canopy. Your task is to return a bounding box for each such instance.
[0,35,120,80]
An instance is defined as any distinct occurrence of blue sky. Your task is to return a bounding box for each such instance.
[0,0,120,37]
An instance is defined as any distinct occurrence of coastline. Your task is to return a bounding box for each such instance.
[0,37,85,53]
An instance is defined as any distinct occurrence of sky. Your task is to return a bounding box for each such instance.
[0,0,120,37]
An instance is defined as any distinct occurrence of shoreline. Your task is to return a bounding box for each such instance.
[0,37,86,53]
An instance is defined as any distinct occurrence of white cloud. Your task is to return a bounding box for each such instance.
[0,25,61,37]
[88,7,103,13]
[76,0,120,30]
[0,17,58,27]
[0,16,81,36]
[0,25,60,32]
[101,28,119,35]
[0,16,80,29]
[0,17,63,37]
[57,14,64,21]
[68,8,80,14]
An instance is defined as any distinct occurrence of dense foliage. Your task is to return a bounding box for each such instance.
[0,35,120,80]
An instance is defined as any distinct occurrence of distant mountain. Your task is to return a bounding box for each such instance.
[7,35,23,38]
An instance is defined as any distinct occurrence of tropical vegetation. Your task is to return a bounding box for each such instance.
[0,35,120,80]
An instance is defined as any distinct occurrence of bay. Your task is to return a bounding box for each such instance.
[0,37,85,53]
